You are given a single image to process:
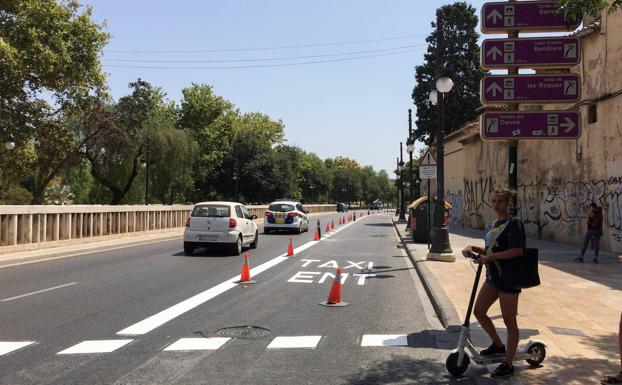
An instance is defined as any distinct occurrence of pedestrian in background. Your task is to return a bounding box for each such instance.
[461,189,526,378]
[576,203,603,263]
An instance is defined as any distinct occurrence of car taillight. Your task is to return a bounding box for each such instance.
[287,212,299,217]
[185,217,191,227]
[229,218,237,228]
[265,211,273,217]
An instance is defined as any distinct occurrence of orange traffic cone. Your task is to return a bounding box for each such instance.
[287,238,294,256]
[319,268,349,307]
[331,220,335,229]
[236,252,256,284]
[313,227,320,241]
[338,217,342,225]
[325,223,330,233]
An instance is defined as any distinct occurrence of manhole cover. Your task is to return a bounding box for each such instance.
[216,326,271,339]
[370,233,387,238]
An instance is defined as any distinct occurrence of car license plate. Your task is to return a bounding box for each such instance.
[198,235,218,241]
[276,212,285,224]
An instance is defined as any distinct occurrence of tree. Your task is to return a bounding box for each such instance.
[0,0,109,202]
[177,83,236,199]
[82,80,167,204]
[411,2,485,145]
[559,0,621,19]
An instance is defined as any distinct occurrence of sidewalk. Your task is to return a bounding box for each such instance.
[393,218,622,385]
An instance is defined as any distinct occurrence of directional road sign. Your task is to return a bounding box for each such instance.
[481,74,581,104]
[480,111,580,140]
[481,37,580,69]
[481,1,580,34]
[420,150,437,166]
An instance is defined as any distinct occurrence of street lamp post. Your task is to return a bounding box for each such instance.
[428,74,454,258]
[407,109,415,203]
[398,142,406,221]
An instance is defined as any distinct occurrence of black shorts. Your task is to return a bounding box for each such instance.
[487,277,522,294]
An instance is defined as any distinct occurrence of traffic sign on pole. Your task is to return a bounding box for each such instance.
[420,149,437,166]
[481,37,580,69]
[480,111,580,140]
[481,74,580,104]
[419,166,437,180]
[481,1,580,34]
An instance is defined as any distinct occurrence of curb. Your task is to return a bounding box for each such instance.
[390,217,461,329]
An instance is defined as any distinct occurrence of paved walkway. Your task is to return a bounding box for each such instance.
[394,218,622,385]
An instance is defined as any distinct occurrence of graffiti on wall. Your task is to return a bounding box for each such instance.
[445,191,464,226]
[458,174,622,246]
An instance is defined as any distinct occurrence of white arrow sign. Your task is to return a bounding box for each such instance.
[560,117,576,133]
[486,46,502,60]
[487,9,502,24]
[486,82,502,97]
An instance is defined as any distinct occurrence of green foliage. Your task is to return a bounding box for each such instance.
[0,185,32,204]
[559,0,621,19]
[412,2,485,145]
[0,0,109,203]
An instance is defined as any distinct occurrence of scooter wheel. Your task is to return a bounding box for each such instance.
[526,342,546,366]
[446,352,470,376]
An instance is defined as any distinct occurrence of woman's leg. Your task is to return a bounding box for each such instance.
[473,281,502,347]
[499,291,520,365]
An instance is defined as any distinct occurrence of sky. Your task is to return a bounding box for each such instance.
[84,0,485,174]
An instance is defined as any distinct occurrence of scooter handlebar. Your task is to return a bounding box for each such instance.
[467,251,483,260]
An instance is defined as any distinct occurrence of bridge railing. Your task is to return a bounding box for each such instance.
[0,204,335,254]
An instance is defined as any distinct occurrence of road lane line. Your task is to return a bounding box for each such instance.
[1,282,78,302]
[164,337,230,351]
[116,237,336,336]
[267,336,322,349]
[57,339,133,354]
[0,341,36,355]
[361,334,409,347]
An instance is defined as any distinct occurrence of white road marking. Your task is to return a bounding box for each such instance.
[266,336,322,349]
[116,237,331,336]
[163,337,230,351]
[1,282,78,302]
[0,341,35,355]
[361,334,409,347]
[57,339,133,354]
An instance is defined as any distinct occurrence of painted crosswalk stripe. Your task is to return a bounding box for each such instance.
[266,336,322,349]
[361,334,409,347]
[0,341,35,355]
[164,338,230,351]
[57,339,133,354]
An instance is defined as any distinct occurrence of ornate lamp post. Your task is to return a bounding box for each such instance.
[428,74,455,259]
[398,142,406,221]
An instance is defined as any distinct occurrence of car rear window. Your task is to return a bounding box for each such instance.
[268,203,295,212]
[191,205,231,217]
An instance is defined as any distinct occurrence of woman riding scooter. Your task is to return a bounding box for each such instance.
[462,189,526,378]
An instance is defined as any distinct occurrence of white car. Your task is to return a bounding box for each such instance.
[263,200,310,234]
[184,201,259,255]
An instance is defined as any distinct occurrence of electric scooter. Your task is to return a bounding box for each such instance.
[445,252,547,377]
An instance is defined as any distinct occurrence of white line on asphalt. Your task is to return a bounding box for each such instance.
[115,224,354,336]
[0,341,36,355]
[1,282,78,302]
[163,337,230,351]
[361,334,409,347]
[57,339,133,354]
[266,336,322,349]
